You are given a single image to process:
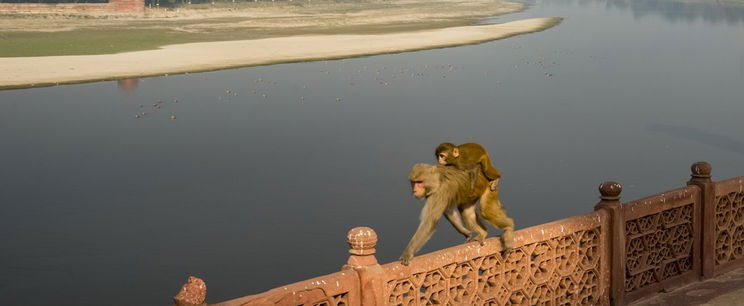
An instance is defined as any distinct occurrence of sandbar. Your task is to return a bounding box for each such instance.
[0,17,560,89]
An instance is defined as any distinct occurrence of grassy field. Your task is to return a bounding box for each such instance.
[0,0,524,57]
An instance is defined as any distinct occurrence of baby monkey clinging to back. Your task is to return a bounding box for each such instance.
[435,142,501,191]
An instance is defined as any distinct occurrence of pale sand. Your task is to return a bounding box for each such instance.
[0,17,560,89]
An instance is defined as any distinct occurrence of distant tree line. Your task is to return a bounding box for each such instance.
[0,0,108,3]
[144,0,202,6]
[142,0,300,7]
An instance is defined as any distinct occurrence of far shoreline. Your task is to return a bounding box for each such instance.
[0,17,561,90]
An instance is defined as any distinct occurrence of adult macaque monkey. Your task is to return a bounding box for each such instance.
[401,164,493,266]
[435,143,514,250]
[435,142,501,191]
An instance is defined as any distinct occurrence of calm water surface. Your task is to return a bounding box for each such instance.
[2,0,744,304]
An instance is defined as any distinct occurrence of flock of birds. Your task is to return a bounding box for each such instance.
[128,48,565,120]
[133,98,178,120]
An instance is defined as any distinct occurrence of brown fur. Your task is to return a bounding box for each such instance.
[435,142,502,184]
[468,165,514,252]
[401,164,489,266]
[435,142,513,249]
[478,182,514,251]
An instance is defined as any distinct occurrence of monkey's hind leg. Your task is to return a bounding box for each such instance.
[479,156,501,191]
[479,192,515,251]
[444,207,472,240]
[500,225,515,251]
[489,178,500,192]
[460,205,487,245]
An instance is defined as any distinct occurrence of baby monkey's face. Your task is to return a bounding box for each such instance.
[437,153,449,165]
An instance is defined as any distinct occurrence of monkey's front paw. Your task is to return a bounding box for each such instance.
[466,234,486,245]
[400,255,412,266]
[489,180,499,191]
[475,236,486,246]
[465,234,479,242]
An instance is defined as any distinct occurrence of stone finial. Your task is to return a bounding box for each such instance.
[691,161,712,178]
[599,181,622,201]
[174,276,206,306]
[345,227,379,268]
[347,227,378,256]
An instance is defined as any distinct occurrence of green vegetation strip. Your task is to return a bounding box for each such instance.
[0,0,519,57]
[0,21,473,57]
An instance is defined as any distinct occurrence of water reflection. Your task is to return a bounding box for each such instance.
[647,124,744,156]
[608,0,744,24]
[117,78,139,92]
[533,0,744,24]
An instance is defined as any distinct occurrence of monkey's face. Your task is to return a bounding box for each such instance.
[437,152,449,165]
[438,150,459,165]
[411,178,427,199]
[434,143,456,164]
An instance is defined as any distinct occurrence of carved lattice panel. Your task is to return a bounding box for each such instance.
[305,292,350,306]
[328,292,349,306]
[385,228,603,305]
[624,204,694,293]
[715,191,744,266]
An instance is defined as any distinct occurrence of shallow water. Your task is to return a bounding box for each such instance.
[2,0,744,304]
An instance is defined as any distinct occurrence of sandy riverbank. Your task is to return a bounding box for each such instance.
[0,17,560,89]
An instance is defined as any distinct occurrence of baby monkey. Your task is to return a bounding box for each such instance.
[435,142,501,191]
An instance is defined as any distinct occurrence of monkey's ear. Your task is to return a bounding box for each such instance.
[452,148,460,158]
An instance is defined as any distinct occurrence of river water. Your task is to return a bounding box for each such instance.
[1,0,744,304]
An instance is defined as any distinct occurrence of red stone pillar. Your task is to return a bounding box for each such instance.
[343,227,384,306]
[687,161,714,279]
[594,181,625,306]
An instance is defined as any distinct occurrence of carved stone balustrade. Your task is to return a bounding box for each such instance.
[174,161,744,306]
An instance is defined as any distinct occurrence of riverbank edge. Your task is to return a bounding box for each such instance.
[0,17,561,90]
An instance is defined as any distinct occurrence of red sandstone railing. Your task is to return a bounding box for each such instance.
[619,185,700,303]
[712,176,744,275]
[379,210,610,305]
[172,161,744,306]
[212,270,361,306]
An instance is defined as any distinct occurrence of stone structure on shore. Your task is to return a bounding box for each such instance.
[0,0,143,14]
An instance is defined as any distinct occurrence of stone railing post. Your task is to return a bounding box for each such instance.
[594,181,625,306]
[342,227,384,306]
[173,276,207,306]
[687,161,714,279]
